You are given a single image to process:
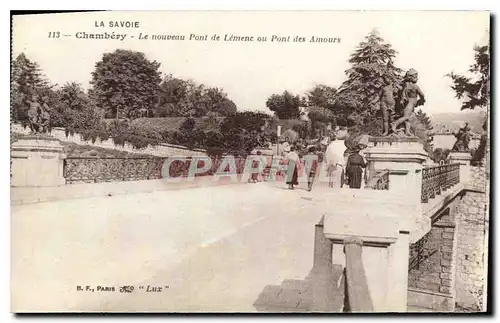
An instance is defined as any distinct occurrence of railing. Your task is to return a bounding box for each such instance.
[364,169,389,190]
[63,156,250,184]
[421,163,460,203]
[343,237,374,312]
[64,157,166,184]
[408,231,433,271]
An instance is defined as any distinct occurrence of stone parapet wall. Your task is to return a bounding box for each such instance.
[454,189,488,311]
[468,165,487,192]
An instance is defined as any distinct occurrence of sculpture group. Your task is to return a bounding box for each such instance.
[380,68,426,136]
[26,94,51,134]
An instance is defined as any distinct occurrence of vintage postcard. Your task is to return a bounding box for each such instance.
[10,11,490,313]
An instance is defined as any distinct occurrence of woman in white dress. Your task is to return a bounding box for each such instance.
[324,137,345,188]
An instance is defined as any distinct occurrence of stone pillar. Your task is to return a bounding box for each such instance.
[11,136,66,187]
[310,216,337,312]
[364,137,428,203]
[448,152,472,185]
[323,210,410,312]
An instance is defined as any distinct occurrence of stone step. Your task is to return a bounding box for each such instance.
[254,264,346,313]
[253,282,312,312]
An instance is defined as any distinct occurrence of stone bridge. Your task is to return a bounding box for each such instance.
[10,137,489,313]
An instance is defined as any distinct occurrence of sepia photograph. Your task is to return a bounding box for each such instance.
[10,10,490,313]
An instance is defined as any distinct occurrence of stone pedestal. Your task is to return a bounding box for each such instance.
[364,137,428,203]
[323,211,410,312]
[448,152,472,184]
[11,136,66,187]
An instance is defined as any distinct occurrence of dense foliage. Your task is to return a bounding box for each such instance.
[90,49,162,119]
[447,45,490,111]
[447,44,490,164]
[156,75,237,117]
[265,90,304,119]
[11,53,51,125]
[334,30,403,133]
[12,52,251,154]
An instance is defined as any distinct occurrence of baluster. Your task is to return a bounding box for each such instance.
[421,168,428,203]
[442,165,446,190]
[449,164,454,187]
[435,166,442,196]
[442,166,447,191]
[446,165,451,189]
[429,168,436,199]
[440,165,445,192]
[449,165,453,188]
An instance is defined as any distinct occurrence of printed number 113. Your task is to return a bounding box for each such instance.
[48,32,60,38]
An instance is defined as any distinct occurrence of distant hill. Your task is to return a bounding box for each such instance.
[429,110,487,134]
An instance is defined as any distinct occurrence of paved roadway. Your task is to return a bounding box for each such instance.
[12,180,340,312]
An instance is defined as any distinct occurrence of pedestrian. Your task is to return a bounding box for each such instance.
[250,151,266,183]
[324,134,344,188]
[304,146,319,191]
[286,146,300,190]
[346,145,366,189]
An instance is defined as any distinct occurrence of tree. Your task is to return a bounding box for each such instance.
[11,53,51,124]
[410,114,434,154]
[472,118,488,166]
[306,84,337,109]
[413,109,434,153]
[306,106,336,139]
[191,87,238,117]
[415,110,433,132]
[266,91,303,119]
[447,45,490,110]
[50,82,106,142]
[334,30,403,133]
[156,75,238,117]
[155,75,191,117]
[90,49,162,119]
[447,42,490,164]
[219,111,268,155]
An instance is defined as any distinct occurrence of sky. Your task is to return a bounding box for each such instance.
[12,11,490,117]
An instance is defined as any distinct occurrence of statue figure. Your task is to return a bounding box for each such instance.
[40,96,51,133]
[380,75,397,136]
[26,94,51,134]
[391,69,426,136]
[452,122,471,152]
